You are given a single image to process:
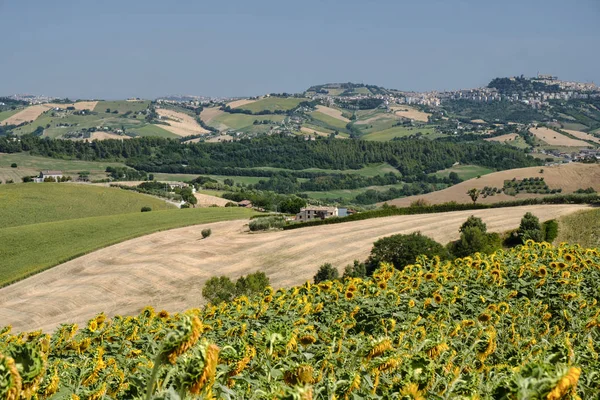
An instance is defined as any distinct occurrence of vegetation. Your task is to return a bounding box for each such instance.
[0,208,255,287]
[555,208,600,248]
[201,228,212,239]
[517,212,544,243]
[313,263,339,283]
[543,219,559,242]
[2,242,598,397]
[202,271,269,304]
[141,206,152,212]
[448,216,502,257]
[0,183,173,229]
[248,215,286,231]
[442,99,549,123]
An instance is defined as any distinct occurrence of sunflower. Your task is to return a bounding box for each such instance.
[399,382,425,400]
[408,299,416,308]
[299,335,317,346]
[547,367,581,400]
[347,284,358,292]
[158,310,170,319]
[262,295,273,304]
[366,338,393,360]
[345,291,355,300]
[378,281,388,290]
[433,293,443,304]
[478,313,492,323]
[0,354,21,400]
[424,272,436,281]
[498,302,510,314]
[562,271,571,279]
[564,253,575,263]
[538,266,548,277]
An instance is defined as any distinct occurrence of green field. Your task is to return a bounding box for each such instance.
[0,152,125,182]
[309,111,349,131]
[304,183,407,201]
[237,97,306,113]
[0,207,255,287]
[209,113,285,132]
[555,208,600,249]
[362,126,440,141]
[130,124,177,138]
[93,100,150,114]
[153,173,267,186]
[0,108,22,122]
[432,164,495,180]
[0,183,174,228]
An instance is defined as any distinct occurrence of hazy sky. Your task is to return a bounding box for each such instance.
[1,0,598,99]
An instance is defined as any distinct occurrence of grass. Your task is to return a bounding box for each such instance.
[0,108,22,122]
[309,111,349,131]
[236,97,306,113]
[432,164,495,180]
[0,207,256,287]
[0,183,174,228]
[0,152,125,182]
[210,113,285,131]
[93,100,150,114]
[131,124,178,138]
[362,126,441,141]
[255,163,401,177]
[304,183,408,201]
[555,208,600,249]
[153,173,267,185]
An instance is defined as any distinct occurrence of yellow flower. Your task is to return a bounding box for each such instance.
[399,382,425,400]
[433,293,443,304]
[547,367,581,400]
[366,338,393,360]
[408,299,416,308]
[478,313,492,323]
[345,291,355,300]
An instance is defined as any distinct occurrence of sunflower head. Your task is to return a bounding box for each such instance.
[0,354,21,400]
[345,291,355,300]
[433,293,443,304]
[478,313,492,323]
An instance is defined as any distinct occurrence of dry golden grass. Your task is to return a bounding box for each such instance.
[45,101,98,111]
[155,108,209,136]
[1,105,50,126]
[384,163,600,207]
[205,134,234,143]
[199,107,224,123]
[529,127,589,147]
[471,119,486,124]
[485,133,519,143]
[0,204,588,332]
[72,131,130,141]
[562,129,600,145]
[391,106,431,122]
[315,105,350,122]
[300,126,329,137]
[194,193,232,207]
[227,99,258,109]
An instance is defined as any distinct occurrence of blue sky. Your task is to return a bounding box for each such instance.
[0,0,598,99]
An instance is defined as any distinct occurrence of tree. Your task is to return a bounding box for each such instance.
[467,188,480,204]
[106,108,111,113]
[201,228,212,238]
[235,272,269,297]
[343,260,366,279]
[224,178,234,186]
[460,215,487,233]
[202,276,236,304]
[449,171,461,184]
[10,163,17,168]
[366,232,449,275]
[313,263,339,283]
[517,212,543,243]
[542,219,559,242]
[450,216,501,257]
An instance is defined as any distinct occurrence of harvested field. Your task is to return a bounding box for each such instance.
[315,105,350,122]
[529,127,589,147]
[1,105,49,126]
[391,106,431,122]
[562,129,600,145]
[74,131,130,141]
[300,126,329,136]
[227,99,258,109]
[45,101,98,111]
[485,133,519,143]
[0,204,587,332]
[205,134,234,143]
[194,193,232,207]
[155,108,209,136]
[199,107,224,124]
[471,119,486,124]
[383,163,600,207]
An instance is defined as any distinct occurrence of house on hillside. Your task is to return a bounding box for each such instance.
[34,170,63,183]
[295,206,338,221]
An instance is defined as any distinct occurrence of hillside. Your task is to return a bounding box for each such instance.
[0,204,587,332]
[0,183,174,228]
[383,163,600,207]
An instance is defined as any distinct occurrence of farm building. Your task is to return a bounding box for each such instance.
[295,206,338,221]
[34,170,63,183]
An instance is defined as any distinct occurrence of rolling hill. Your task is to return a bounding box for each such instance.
[382,162,600,207]
[0,204,588,332]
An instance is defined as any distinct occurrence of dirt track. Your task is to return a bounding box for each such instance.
[0,204,589,332]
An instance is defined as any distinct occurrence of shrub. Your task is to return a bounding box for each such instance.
[6,179,14,184]
[249,215,285,231]
[201,228,212,239]
[202,276,236,304]
[518,212,543,243]
[543,219,559,242]
[410,198,430,207]
[141,206,152,212]
[180,203,190,209]
[449,216,502,257]
[10,163,17,168]
[225,202,238,207]
[343,260,367,279]
[313,263,339,283]
[21,176,34,183]
[235,271,270,297]
[366,232,449,275]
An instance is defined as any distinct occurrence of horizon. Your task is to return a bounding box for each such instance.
[1,0,599,99]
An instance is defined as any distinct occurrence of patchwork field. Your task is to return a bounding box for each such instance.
[194,192,233,207]
[0,207,255,292]
[155,108,210,136]
[129,124,177,138]
[529,126,590,147]
[236,97,306,113]
[0,152,125,182]
[562,129,600,145]
[226,99,258,109]
[199,106,224,124]
[384,162,600,206]
[391,105,431,122]
[314,105,350,122]
[93,100,150,114]
[45,101,98,110]
[0,204,587,332]
[0,183,173,228]
[0,104,50,126]
[85,131,130,140]
[0,108,23,123]
[485,133,519,143]
[432,164,495,180]
[362,125,439,141]
[309,110,349,131]
[300,126,330,136]
[209,112,285,131]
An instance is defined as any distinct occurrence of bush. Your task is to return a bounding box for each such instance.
[235,271,270,297]
[180,203,190,209]
[313,263,339,283]
[366,232,449,275]
[203,272,270,304]
[201,228,212,239]
[22,176,34,183]
[518,212,543,243]
[543,219,559,242]
[10,163,17,168]
[225,202,238,207]
[448,216,502,257]
[141,206,152,212]
[343,260,367,279]
[249,215,286,231]
[410,198,430,207]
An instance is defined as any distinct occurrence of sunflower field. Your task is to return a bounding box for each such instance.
[1,241,600,399]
